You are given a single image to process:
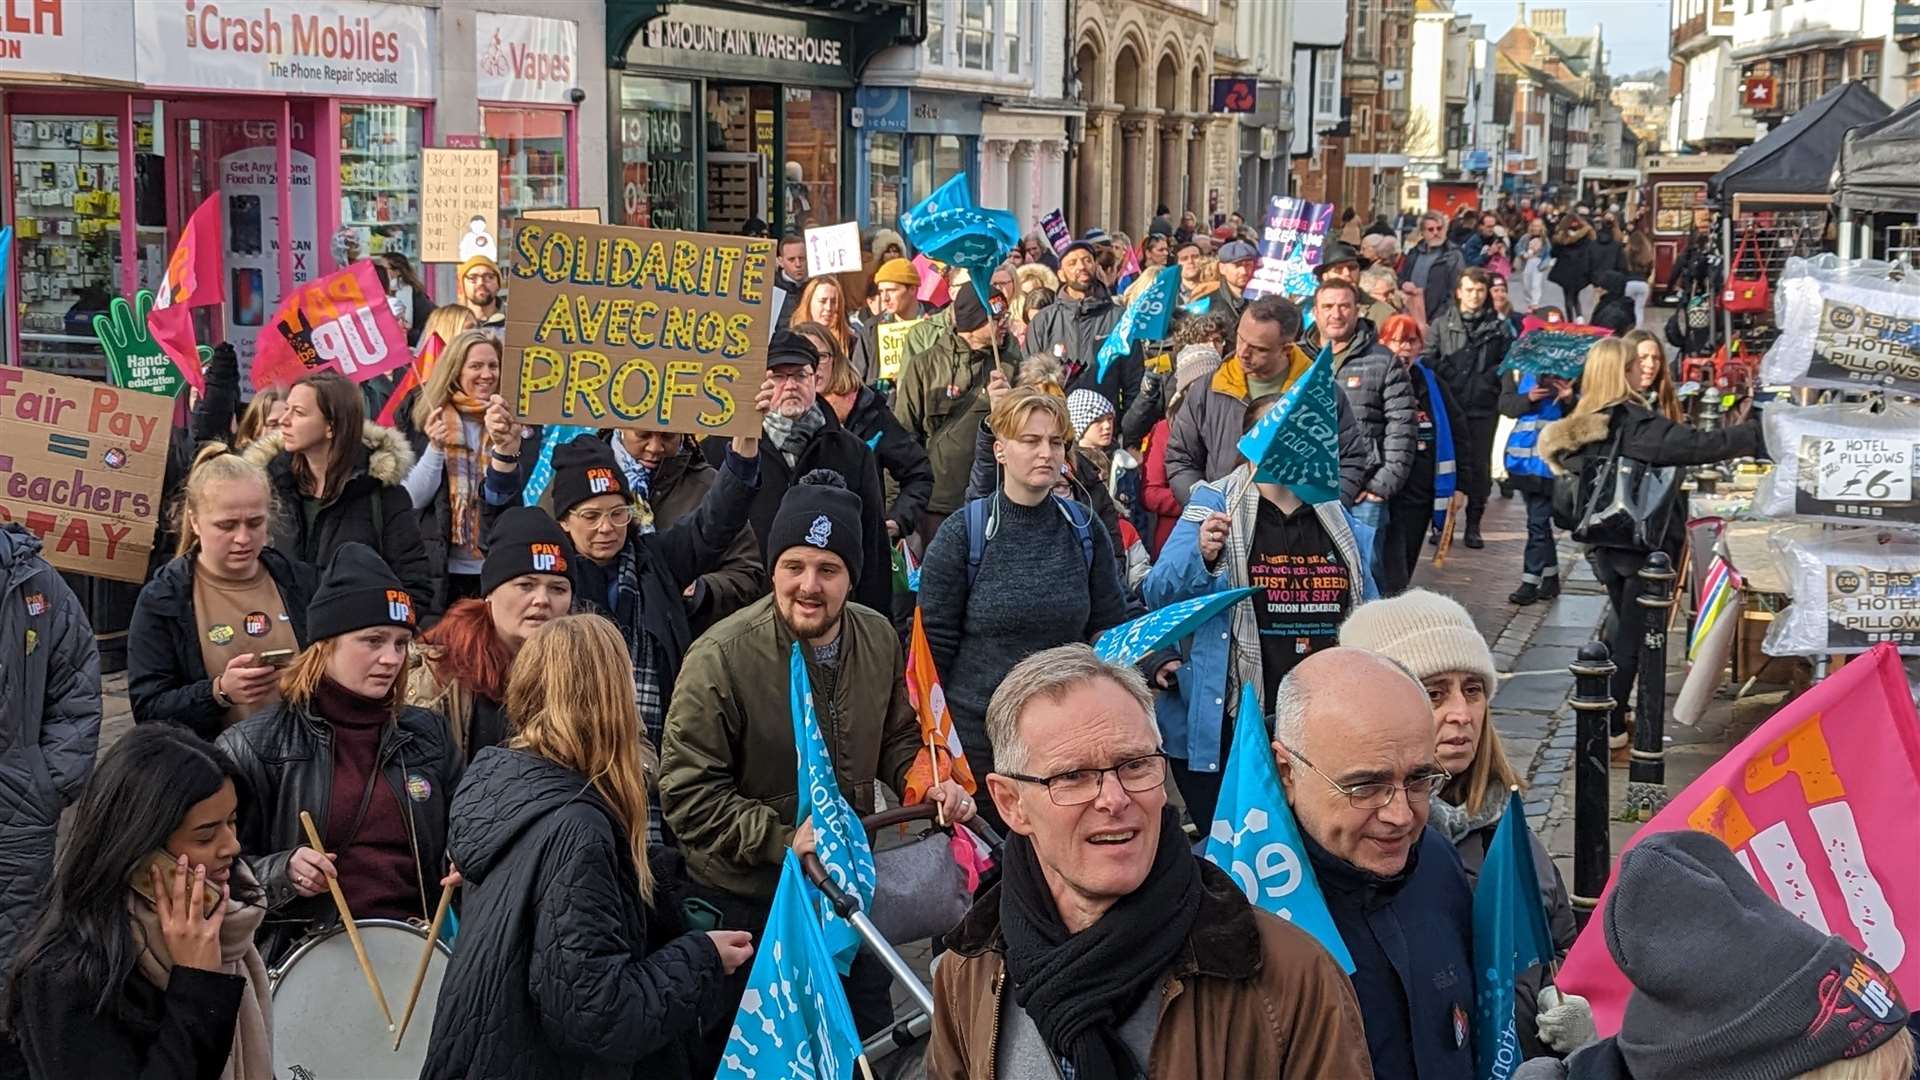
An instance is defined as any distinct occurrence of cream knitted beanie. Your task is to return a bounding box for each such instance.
[1337,588,1498,686]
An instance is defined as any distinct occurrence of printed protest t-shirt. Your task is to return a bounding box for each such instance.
[1248,498,1353,710]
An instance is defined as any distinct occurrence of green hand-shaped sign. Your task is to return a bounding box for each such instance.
[93,290,200,399]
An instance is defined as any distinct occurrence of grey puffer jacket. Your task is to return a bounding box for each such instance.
[1313,317,1419,500]
[0,526,101,974]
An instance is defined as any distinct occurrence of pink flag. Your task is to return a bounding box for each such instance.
[252,261,414,390]
[912,252,951,307]
[1558,643,1920,1033]
[148,194,226,392]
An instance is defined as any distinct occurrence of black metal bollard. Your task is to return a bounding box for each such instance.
[1568,641,1616,930]
[1626,551,1678,820]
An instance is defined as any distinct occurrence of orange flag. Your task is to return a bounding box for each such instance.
[902,607,977,803]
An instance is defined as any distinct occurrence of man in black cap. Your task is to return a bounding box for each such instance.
[893,284,1020,543]
[1214,238,1261,333]
[1314,241,1362,285]
[1025,239,1139,412]
[662,470,976,1063]
[704,331,892,617]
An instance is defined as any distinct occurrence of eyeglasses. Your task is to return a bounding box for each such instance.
[1002,752,1168,807]
[1279,743,1450,810]
[464,271,499,284]
[766,367,816,384]
[568,506,634,529]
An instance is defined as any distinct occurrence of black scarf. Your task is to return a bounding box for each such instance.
[1000,804,1199,1079]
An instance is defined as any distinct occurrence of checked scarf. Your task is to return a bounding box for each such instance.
[442,391,490,552]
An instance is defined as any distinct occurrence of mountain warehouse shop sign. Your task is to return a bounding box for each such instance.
[643,19,842,66]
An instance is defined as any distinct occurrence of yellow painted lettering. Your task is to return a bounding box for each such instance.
[739,243,768,302]
[698,244,720,296]
[574,297,610,342]
[639,241,669,290]
[669,241,701,295]
[512,225,543,279]
[722,313,754,357]
[610,238,643,288]
[515,346,564,415]
[563,350,610,422]
[540,232,574,284]
[700,363,739,427]
[713,246,742,298]
[536,294,579,344]
[660,360,702,423]
[632,301,661,347]
[605,299,635,346]
[1745,714,1847,804]
[662,307,696,351]
[694,311,727,353]
[608,357,660,422]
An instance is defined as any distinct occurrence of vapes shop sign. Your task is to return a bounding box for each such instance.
[627,4,852,86]
[135,0,436,98]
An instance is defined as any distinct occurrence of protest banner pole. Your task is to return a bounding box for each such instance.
[1625,551,1677,820]
[1567,641,1616,930]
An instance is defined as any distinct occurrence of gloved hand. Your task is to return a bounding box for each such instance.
[1535,986,1597,1054]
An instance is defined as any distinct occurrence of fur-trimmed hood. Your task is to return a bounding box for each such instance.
[1537,409,1611,476]
[242,420,415,487]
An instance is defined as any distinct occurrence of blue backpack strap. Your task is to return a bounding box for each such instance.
[964,496,991,587]
[1051,494,1095,572]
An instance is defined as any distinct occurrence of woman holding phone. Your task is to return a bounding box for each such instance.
[8,725,270,1080]
[130,444,319,738]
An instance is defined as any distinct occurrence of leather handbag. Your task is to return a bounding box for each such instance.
[1570,424,1680,553]
[1721,232,1771,315]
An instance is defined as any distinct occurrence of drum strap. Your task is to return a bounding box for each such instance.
[329,759,387,857]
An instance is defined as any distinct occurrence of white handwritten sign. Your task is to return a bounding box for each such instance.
[1817,439,1914,504]
[804,221,862,278]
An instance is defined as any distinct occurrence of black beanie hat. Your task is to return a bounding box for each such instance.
[308,542,416,641]
[767,469,864,581]
[1606,830,1910,1079]
[549,435,630,519]
[482,506,576,597]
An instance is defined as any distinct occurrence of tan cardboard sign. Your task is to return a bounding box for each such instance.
[521,207,604,224]
[0,369,172,582]
[422,148,500,264]
[500,218,773,437]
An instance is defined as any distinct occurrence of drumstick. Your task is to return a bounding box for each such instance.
[392,878,456,1051]
[299,810,396,1032]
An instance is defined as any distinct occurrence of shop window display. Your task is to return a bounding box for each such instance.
[618,77,697,230]
[338,103,423,260]
[781,88,839,230]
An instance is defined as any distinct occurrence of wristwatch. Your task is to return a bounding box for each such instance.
[211,676,233,709]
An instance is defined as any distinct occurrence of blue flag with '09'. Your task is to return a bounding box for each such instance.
[1471,789,1556,1080]
[717,851,864,1080]
[791,643,876,974]
[1202,682,1354,973]
[1093,265,1182,382]
[1235,344,1340,504]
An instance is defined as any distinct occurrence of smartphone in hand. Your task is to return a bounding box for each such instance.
[129,850,223,919]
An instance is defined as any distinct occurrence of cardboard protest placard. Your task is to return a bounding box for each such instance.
[875,318,922,383]
[422,148,500,264]
[0,369,171,582]
[500,218,773,437]
[251,261,415,390]
[804,221,862,278]
[521,207,604,224]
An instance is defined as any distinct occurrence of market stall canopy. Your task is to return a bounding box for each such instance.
[1833,94,1920,215]
[1708,82,1890,209]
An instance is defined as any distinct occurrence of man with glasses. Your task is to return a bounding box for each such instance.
[1398,211,1464,322]
[1274,646,1478,1079]
[926,643,1371,1079]
[456,253,505,331]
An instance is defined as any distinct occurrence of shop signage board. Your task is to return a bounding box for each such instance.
[500,218,774,438]
[134,0,437,99]
[0,369,171,583]
[0,0,135,82]
[624,4,853,88]
[475,12,577,105]
[422,149,500,264]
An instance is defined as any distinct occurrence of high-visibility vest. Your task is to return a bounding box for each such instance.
[1503,373,1563,481]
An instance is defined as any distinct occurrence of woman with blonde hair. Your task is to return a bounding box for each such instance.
[232,390,286,451]
[421,615,751,1080]
[795,277,864,381]
[1619,328,1683,422]
[130,445,319,735]
[419,304,479,364]
[1541,336,1763,758]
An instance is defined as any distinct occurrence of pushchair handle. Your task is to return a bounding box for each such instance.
[799,852,861,919]
[862,803,1006,854]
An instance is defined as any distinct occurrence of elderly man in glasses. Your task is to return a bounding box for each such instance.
[926,643,1371,1080]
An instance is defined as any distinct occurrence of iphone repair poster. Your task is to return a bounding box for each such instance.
[220,146,315,392]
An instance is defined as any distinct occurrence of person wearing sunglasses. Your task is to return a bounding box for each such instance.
[925,644,1371,1080]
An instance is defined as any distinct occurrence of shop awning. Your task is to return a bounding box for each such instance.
[1833,94,1920,215]
[1708,81,1891,209]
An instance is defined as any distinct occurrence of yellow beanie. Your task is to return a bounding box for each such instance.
[873,257,919,288]
[458,254,498,283]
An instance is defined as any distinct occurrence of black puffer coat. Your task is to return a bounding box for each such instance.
[422,747,726,1080]
[1024,283,1145,412]
[1425,303,1515,417]
[127,547,318,738]
[1315,318,1419,500]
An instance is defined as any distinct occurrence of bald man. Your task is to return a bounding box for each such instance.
[1273,647,1478,1080]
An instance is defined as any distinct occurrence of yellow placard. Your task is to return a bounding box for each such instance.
[876,318,922,383]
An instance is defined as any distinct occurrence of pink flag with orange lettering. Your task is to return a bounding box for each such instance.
[147,194,225,392]
[252,260,412,390]
[1558,643,1920,1034]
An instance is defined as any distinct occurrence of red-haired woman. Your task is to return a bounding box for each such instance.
[1378,314,1465,596]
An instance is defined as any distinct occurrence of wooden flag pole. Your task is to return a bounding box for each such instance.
[1433,496,1462,568]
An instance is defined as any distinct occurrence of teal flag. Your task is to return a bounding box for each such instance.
[791,643,876,973]
[898,174,1019,306]
[1093,587,1256,667]
[1094,265,1182,381]
[1203,683,1354,972]
[717,852,864,1080]
[521,425,596,506]
[1235,344,1340,503]
[1471,789,1556,1080]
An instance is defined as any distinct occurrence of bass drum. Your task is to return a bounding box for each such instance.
[270,918,450,1079]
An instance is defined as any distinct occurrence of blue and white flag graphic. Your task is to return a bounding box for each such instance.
[791,643,876,974]
[1093,587,1257,668]
[717,851,864,1080]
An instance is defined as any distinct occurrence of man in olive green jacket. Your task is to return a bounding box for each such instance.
[893,285,1020,542]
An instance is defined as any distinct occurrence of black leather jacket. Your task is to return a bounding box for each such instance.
[217,701,460,965]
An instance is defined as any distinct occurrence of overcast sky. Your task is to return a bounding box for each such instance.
[1450,0,1673,78]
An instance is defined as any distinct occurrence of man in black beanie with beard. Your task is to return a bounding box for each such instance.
[661,469,976,1069]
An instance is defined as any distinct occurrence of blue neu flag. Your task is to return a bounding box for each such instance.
[898,173,1020,306]
[718,851,864,1080]
[1093,587,1256,667]
[1203,683,1354,972]
[521,424,596,506]
[1472,789,1556,1080]
[1093,264,1181,382]
[1235,344,1340,504]
[791,643,876,974]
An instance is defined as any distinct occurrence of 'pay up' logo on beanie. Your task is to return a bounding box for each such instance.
[386,589,416,626]
[586,467,618,495]
[530,542,567,573]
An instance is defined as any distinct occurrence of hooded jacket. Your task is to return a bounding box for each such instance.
[1163,346,1373,506]
[421,748,726,1080]
[841,384,935,539]
[892,320,1019,517]
[127,547,318,738]
[1425,303,1515,417]
[1024,282,1145,411]
[925,857,1374,1079]
[1313,317,1419,500]
[243,422,434,603]
[643,437,765,638]
[0,526,100,977]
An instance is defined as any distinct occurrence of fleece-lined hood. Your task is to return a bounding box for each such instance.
[1537,409,1612,476]
[244,419,415,488]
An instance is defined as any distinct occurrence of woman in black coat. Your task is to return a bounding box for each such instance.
[422,616,748,1080]
[130,445,318,738]
[1548,214,1595,319]
[9,725,269,1080]
[1540,337,1763,757]
[805,321,935,545]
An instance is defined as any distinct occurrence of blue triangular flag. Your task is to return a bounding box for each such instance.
[0,226,13,297]
[521,424,596,506]
[1094,265,1181,382]
[717,852,864,1080]
[1235,344,1340,504]
[1203,683,1354,972]
[1093,587,1256,667]
[898,174,1019,306]
[1471,790,1556,1080]
[791,643,876,973]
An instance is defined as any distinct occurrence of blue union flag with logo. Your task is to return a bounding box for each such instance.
[790,643,875,974]
[1472,789,1556,1079]
[717,851,864,1080]
[1236,344,1340,504]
